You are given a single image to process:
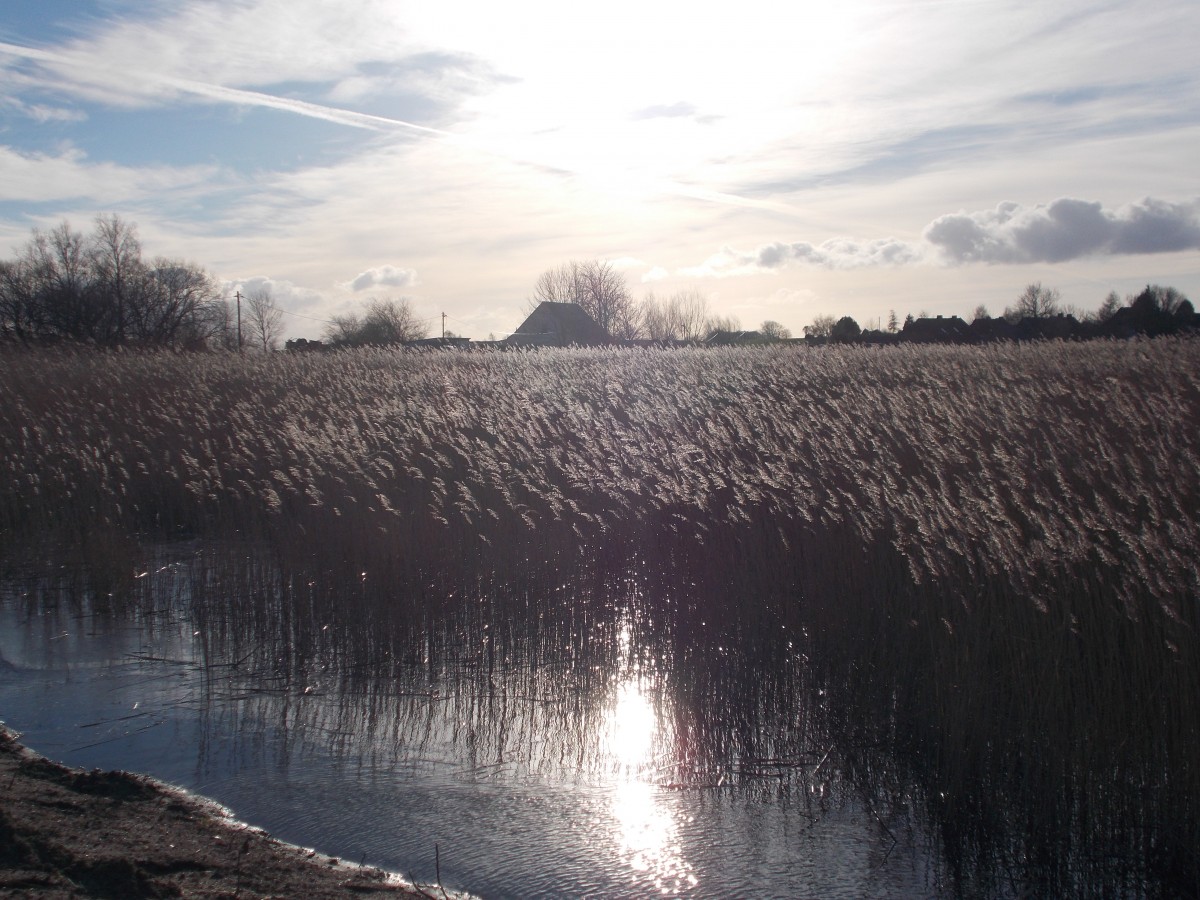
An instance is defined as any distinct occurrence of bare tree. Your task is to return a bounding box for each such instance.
[705,313,741,338]
[0,217,225,347]
[803,314,837,339]
[1008,282,1061,321]
[89,214,145,343]
[972,304,991,323]
[1097,291,1121,323]
[638,292,671,341]
[243,286,285,351]
[0,258,36,341]
[672,289,711,341]
[26,223,94,341]
[144,260,222,345]
[530,263,582,308]
[323,297,426,346]
[529,259,635,338]
[760,320,791,340]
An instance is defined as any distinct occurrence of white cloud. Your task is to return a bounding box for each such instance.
[641,266,670,283]
[681,237,925,277]
[924,197,1200,264]
[606,256,646,270]
[348,265,418,292]
[682,196,1200,278]
[0,144,222,204]
[0,96,87,124]
[224,276,327,313]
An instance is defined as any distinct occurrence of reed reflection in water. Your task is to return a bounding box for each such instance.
[4,519,1196,898]
[1,551,936,898]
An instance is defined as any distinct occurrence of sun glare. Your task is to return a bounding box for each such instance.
[598,628,696,892]
[605,679,657,773]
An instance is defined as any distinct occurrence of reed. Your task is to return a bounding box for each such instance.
[2,338,1197,895]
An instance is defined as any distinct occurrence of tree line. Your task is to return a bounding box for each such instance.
[801,281,1197,345]
[2,217,216,348]
[4,221,1193,352]
[0,217,296,350]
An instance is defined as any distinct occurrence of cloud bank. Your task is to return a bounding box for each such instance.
[681,197,1200,278]
[348,265,417,291]
[681,237,925,277]
[924,197,1200,264]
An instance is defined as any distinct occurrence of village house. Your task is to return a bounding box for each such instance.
[506,301,611,347]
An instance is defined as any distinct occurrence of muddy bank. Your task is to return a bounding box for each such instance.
[0,723,454,898]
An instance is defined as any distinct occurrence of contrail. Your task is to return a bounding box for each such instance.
[0,39,450,137]
[0,38,800,217]
[165,77,452,137]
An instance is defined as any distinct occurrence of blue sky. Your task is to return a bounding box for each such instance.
[1,0,1198,339]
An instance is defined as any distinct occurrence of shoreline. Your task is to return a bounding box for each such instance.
[0,722,464,898]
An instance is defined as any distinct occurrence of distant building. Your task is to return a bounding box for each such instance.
[1016,314,1079,341]
[858,329,900,345]
[405,336,472,350]
[705,329,773,346]
[284,338,328,352]
[901,315,971,344]
[967,317,1021,343]
[506,302,610,347]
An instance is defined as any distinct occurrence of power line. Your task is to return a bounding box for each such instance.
[274,306,336,325]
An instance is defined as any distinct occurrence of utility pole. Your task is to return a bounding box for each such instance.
[442,312,446,340]
[236,291,244,352]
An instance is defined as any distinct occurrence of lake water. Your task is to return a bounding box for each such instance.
[0,564,943,899]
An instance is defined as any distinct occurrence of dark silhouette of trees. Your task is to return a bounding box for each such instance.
[1102,284,1198,338]
[804,314,836,339]
[1132,284,1189,316]
[1098,291,1121,323]
[760,320,791,340]
[831,316,862,343]
[324,297,427,347]
[0,217,225,347]
[1007,282,1061,322]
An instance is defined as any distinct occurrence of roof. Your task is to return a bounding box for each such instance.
[507,301,610,346]
[901,315,971,343]
[706,330,770,345]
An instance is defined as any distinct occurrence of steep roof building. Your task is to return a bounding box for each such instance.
[506,302,610,346]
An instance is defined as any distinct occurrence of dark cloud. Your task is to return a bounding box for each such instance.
[925,197,1200,264]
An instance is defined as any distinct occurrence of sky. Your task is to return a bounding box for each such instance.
[1,0,1198,341]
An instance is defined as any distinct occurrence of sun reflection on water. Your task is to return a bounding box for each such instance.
[600,636,698,894]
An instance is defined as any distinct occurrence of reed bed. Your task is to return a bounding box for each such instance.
[2,339,1198,896]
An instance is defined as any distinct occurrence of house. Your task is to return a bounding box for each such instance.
[1016,314,1079,341]
[705,329,773,346]
[405,336,472,350]
[284,338,329,352]
[901,315,971,343]
[506,301,610,347]
[967,317,1021,343]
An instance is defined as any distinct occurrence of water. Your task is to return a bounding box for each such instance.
[0,586,939,899]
